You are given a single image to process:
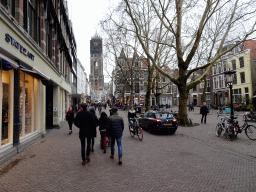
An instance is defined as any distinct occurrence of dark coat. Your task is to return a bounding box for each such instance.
[200,105,208,115]
[91,115,99,137]
[99,114,109,132]
[74,110,96,138]
[128,110,137,119]
[108,112,124,139]
[66,110,74,123]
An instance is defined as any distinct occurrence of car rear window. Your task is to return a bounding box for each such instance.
[155,113,173,119]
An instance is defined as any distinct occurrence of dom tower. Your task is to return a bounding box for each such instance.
[89,35,104,101]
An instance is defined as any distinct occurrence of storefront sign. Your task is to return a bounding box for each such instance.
[5,33,35,61]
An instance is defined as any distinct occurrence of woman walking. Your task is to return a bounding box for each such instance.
[98,112,109,153]
[200,102,208,124]
[66,107,74,135]
[89,108,99,152]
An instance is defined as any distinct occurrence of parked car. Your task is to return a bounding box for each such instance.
[138,110,178,134]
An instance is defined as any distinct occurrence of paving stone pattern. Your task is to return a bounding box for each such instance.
[0,107,255,191]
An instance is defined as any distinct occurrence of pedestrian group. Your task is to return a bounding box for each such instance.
[67,103,124,166]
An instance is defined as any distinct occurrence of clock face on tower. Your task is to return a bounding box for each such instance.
[90,39,102,54]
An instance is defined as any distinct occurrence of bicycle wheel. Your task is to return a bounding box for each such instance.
[129,125,135,137]
[227,126,236,141]
[245,125,256,140]
[137,126,143,141]
[215,123,222,137]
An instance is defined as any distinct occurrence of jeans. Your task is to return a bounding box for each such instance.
[111,137,123,158]
[80,136,91,160]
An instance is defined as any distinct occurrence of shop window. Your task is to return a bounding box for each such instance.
[20,72,25,137]
[1,70,11,145]
[25,74,33,135]
[20,72,36,137]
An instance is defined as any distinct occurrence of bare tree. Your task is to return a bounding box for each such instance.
[101,0,174,111]
[123,0,256,125]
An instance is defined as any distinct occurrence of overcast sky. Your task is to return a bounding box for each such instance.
[67,0,119,82]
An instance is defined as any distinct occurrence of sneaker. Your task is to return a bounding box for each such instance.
[82,160,86,165]
[86,156,90,162]
[110,154,114,159]
[103,149,106,153]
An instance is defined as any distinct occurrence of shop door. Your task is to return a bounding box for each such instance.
[46,85,53,128]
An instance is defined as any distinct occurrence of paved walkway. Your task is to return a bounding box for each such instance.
[0,106,255,191]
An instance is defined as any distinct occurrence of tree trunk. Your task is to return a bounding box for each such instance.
[178,84,189,126]
[145,60,153,112]
[201,77,206,103]
[156,93,160,107]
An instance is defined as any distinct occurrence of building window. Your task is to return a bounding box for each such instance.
[218,64,221,74]
[216,76,219,89]
[232,60,236,70]
[239,57,244,68]
[1,0,15,16]
[200,81,204,89]
[126,85,131,93]
[135,83,139,93]
[23,0,40,43]
[233,73,237,85]
[143,83,147,92]
[245,87,249,105]
[219,76,222,88]
[162,77,166,82]
[232,88,242,103]
[206,95,211,100]
[207,79,210,87]
[46,21,52,58]
[240,72,245,84]
[144,71,148,79]
[223,61,227,72]
[193,85,197,91]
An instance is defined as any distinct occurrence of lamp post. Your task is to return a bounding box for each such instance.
[224,69,236,120]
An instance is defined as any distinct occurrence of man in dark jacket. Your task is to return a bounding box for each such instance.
[74,103,96,165]
[109,107,124,165]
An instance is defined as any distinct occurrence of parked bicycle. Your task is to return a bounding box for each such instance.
[128,118,143,141]
[216,114,256,141]
[215,115,236,141]
[234,115,256,141]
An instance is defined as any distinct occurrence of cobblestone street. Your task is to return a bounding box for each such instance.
[0,107,255,191]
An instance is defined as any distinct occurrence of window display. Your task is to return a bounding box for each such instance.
[1,70,11,145]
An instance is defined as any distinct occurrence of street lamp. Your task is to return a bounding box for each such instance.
[224,69,236,120]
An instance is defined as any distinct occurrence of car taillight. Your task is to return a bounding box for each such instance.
[153,119,161,123]
[173,119,177,123]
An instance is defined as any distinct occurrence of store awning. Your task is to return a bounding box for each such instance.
[0,59,13,70]
[20,67,50,80]
[0,53,19,69]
